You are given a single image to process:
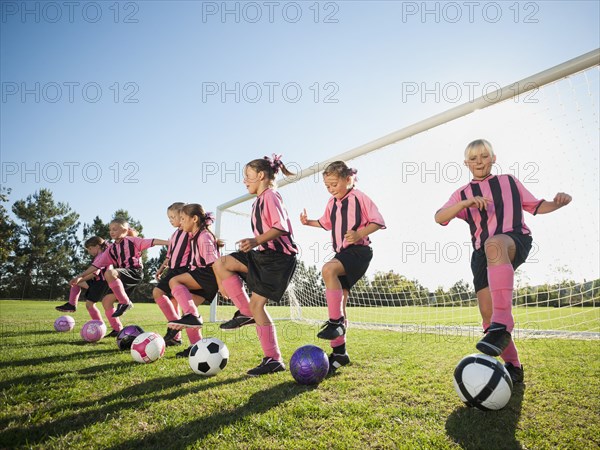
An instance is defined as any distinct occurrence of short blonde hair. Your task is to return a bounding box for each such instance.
[464,139,495,160]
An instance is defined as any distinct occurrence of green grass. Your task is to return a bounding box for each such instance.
[0,301,599,449]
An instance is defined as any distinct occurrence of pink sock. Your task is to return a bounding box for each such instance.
[331,318,348,348]
[156,295,180,321]
[172,285,199,317]
[69,285,81,306]
[256,324,281,361]
[108,279,130,305]
[489,264,515,332]
[326,289,344,320]
[222,275,252,317]
[87,303,102,321]
[186,328,202,346]
[106,307,123,332]
[483,321,520,367]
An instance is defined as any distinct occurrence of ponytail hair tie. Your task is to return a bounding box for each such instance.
[264,153,284,174]
[204,212,215,226]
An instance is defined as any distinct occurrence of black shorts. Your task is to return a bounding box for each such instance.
[229,249,297,303]
[471,232,533,293]
[115,267,143,296]
[84,279,110,303]
[187,266,218,304]
[334,245,373,291]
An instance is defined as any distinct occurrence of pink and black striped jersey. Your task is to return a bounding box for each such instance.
[318,188,386,253]
[189,229,220,270]
[93,236,154,269]
[438,174,544,250]
[91,250,111,281]
[251,188,298,255]
[166,228,191,269]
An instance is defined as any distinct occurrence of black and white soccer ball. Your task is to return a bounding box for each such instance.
[188,337,229,376]
[453,353,513,411]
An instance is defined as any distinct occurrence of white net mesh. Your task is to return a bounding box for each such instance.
[216,66,600,338]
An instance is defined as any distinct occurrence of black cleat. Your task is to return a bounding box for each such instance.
[317,317,346,340]
[176,346,193,358]
[168,314,203,329]
[106,329,119,338]
[163,327,182,346]
[56,302,76,312]
[476,322,512,356]
[112,302,133,317]
[219,310,255,330]
[247,357,286,376]
[504,362,524,384]
[328,352,350,374]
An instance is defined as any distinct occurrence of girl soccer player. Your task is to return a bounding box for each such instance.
[70,218,168,336]
[300,161,385,374]
[57,237,111,324]
[213,154,298,376]
[166,203,223,358]
[435,139,571,383]
[153,202,191,347]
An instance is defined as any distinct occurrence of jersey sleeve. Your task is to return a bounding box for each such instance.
[437,189,467,225]
[318,198,333,231]
[513,176,544,215]
[92,249,114,268]
[198,231,219,265]
[262,191,292,234]
[357,191,386,229]
[132,237,155,252]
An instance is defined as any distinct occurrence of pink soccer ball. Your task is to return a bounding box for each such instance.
[80,320,107,342]
[130,332,166,364]
[54,315,75,332]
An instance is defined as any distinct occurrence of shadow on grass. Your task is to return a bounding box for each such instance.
[107,380,317,450]
[0,373,247,448]
[1,348,116,367]
[445,383,526,449]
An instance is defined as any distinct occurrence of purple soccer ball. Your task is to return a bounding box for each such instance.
[290,345,330,385]
[116,325,145,350]
[54,315,75,332]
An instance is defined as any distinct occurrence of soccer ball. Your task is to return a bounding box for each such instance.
[54,315,75,332]
[188,338,229,376]
[80,320,107,342]
[116,325,145,350]
[453,353,513,411]
[131,332,165,363]
[289,345,330,385]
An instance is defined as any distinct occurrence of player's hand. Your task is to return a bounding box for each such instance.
[237,238,258,253]
[463,196,491,211]
[553,192,572,207]
[344,230,360,244]
[70,277,82,286]
[155,268,164,281]
[300,208,309,225]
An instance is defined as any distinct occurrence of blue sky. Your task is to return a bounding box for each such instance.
[1,1,599,289]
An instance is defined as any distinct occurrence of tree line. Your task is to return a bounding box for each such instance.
[1,187,598,306]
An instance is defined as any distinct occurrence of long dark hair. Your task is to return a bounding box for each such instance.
[246,154,295,185]
[181,203,224,248]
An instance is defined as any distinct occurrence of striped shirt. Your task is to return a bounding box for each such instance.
[91,250,111,281]
[318,188,386,253]
[251,188,298,255]
[438,174,544,250]
[166,228,191,269]
[189,229,220,270]
[93,236,154,269]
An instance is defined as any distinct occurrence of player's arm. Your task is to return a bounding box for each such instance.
[237,228,284,253]
[300,208,321,228]
[535,192,572,214]
[435,197,490,224]
[344,223,382,244]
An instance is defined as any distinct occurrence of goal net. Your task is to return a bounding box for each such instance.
[214,50,600,338]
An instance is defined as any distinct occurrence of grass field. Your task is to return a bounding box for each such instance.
[1,301,599,449]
